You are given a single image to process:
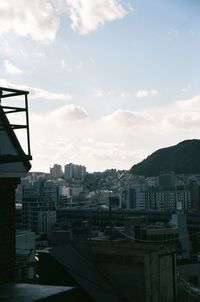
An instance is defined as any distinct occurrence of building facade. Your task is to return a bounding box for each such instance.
[50,164,63,179]
[124,187,191,211]
[64,163,86,181]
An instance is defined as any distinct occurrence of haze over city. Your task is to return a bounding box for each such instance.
[0,0,199,172]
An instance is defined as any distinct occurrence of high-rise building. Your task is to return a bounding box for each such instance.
[64,163,86,180]
[50,164,63,179]
[58,185,71,207]
[123,185,191,211]
[64,163,74,180]
[187,176,200,210]
[22,181,56,233]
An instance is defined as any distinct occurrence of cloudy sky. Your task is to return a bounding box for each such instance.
[0,0,200,172]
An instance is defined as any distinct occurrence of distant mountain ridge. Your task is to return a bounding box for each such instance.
[130,139,200,177]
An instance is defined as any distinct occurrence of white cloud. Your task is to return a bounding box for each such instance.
[30,88,72,101]
[0,0,59,42]
[136,90,148,98]
[0,0,129,42]
[12,91,200,173]
[75,61,83,69]
[136,89,159,98]
[51,104,88,124]
[104,109,153,128]
[28,106,155,172]
[120,92,128,98]
[79,142,143,164]
[0,38,13,55]
[107,90,114,96]
[66,0,128,35]
[168,27,179,36]
[89,57,95,64]
[34,51,46,58]
[151,89,159,95]
[60,59,66,69]
[164,95,200,130]
[0,78,72,101]
[3,60,23,74]
[93,89,104,98]
[181,83,191,92]
[20,50,28,57]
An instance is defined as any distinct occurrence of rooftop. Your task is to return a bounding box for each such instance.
[0,283,75,302]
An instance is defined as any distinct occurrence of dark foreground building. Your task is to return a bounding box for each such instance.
[0,87,89,301]
[0,87,32,283]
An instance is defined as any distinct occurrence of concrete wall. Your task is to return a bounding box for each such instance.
[96,256,145,301]
[145,253,175,302]
[92,243,176,302]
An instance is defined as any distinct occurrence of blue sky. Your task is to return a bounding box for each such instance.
[0,0,200,172]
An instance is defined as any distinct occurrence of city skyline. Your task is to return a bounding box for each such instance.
[0,0,199,172]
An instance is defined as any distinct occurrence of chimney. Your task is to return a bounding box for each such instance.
[0,87,32,283]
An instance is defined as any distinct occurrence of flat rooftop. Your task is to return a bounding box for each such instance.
[0,283,75,302]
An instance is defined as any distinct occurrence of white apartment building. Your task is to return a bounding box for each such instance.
[124,186,191,211]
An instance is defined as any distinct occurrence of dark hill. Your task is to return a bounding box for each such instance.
[130,139,200,177]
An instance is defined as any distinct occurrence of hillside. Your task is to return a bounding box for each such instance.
[130,139,200,177]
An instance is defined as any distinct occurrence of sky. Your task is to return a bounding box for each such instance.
[0,0,200,172]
